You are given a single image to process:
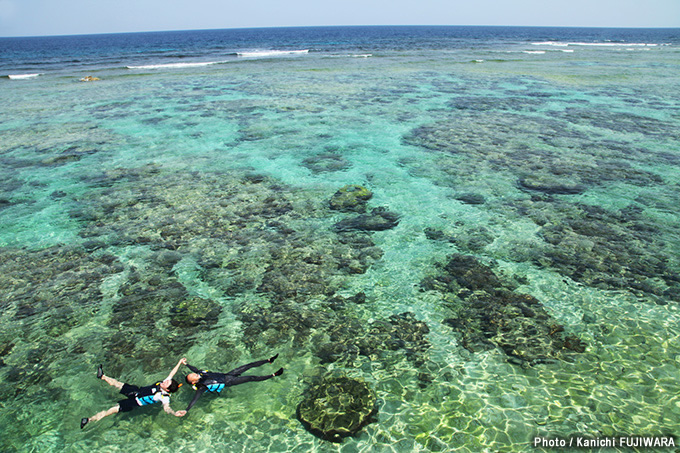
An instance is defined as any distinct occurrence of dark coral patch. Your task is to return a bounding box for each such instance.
[423,254,586,366]
[302,153,352,174]
[333,207,400,232]
[328,184,372,212]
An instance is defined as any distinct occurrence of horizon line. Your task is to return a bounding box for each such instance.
[3,23,680,39]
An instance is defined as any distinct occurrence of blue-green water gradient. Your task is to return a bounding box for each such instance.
[1,26,679,452]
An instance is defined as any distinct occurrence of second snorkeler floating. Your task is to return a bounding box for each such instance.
[184,354,283,413]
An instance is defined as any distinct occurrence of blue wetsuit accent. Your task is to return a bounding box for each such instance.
[137,394,158,406]
[206,383,225,393]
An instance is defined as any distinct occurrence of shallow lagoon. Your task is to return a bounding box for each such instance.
[1,27,680,452]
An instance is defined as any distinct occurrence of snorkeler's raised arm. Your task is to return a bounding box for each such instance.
[186,363,201,374]
[166,357,187,381]
[185,386,207,412]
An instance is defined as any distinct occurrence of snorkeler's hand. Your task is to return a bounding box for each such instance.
[180,358,187,366]
[175,410,187,417]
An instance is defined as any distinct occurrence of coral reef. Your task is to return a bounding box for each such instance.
[302,153,351,174]
[0,245,124,393]
[102,266,222,371]
[236,292,431,369]
[455,192,486,205]
[518,174,586,195]
[560,107,680,140]
[328,184,373,212]
[334,207,400,232]
[315,311,430,367]
[0,245,123,323]
[508,197,680,302]
[254,232,383,301]
[422,254,586,365]
[297,373,377,443]
[403,111,663,195]
[68,167,424,377]
[404,108,679,302]
[425,225,495,253]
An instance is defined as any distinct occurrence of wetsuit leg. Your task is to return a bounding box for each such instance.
[226,359,271,377]
[224,374,275,386]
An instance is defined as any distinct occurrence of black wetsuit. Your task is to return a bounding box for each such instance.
[185,359,278,412]
[118,382,170,412]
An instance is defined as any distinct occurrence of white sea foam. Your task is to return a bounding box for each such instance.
[7,73,41,79]
[531,41,569,47]
[532,41,659,48]
[237,49,309,58]
[325,53,372,58]
[126,61,225,70]
[523,50,546,55]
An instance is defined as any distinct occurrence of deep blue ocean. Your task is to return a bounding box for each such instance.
[1,26,680,452]
[2,26,679,76]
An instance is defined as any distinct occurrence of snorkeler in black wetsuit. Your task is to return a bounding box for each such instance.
[184,354,283,412]
[80,358,187,429]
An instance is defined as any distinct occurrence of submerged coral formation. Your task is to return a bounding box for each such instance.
[328,184,373,212]
[403,110,664,194]
[70,167,423,382]
[236,295,431,370]
[302,152,352,174]
[422,254,586,365]
[315,311,430,367]
[0,245,124,396]
[403,106,680,303]
[509,197,680,302]
[333,207,400,232]
[297,373,377,443]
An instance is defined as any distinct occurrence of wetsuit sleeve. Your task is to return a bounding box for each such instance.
[186,364,201,374]
[186,386,207,412]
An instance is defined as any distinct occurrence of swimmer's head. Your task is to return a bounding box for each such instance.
[186,373,200,386]
[160,378,182,393]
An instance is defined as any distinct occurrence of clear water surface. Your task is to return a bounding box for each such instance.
[1,26,680,452]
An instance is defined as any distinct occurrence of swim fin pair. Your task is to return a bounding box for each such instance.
[81,364,103,429]
[268,354,283,376]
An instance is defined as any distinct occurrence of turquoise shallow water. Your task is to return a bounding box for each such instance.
[1,28,680,452]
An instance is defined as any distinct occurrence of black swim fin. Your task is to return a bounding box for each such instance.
[97,364,104,379]
[273,368,283,377]
[268,354,279,364]
[80,418,89,429]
